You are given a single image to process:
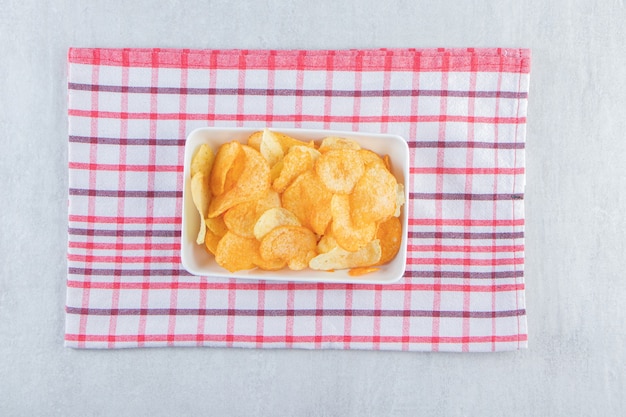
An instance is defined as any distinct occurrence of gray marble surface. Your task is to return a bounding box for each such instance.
[1,1,625,416]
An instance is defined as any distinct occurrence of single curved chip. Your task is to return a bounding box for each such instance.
[253,207,301,241]
[383,154,391,171]
[270,159,284,183]
[272,131,314,152]
[359,149,386,169]
[350,165,397,227]
[309,239,381,271]
[259,226,317,271]
[191,143,215,178]
[330,194,376,252]
[394,183,405,217]
[318,136,361,152]
[214,231,258,272]
[204,228,222,255]
[247,131,263,152]
[374,216,403,265]
[223,190,281,238]
[260,128,284,167]
[252,253,287,271]
[315,149,364,194]
[206,214,228,237]
[190,172,210,244]
[272,146,321,193]
[316,233,338,254]
[210,141,245,197]
[208,145,270,218]
[282,170,333,236]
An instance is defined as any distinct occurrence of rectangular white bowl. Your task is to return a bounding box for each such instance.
[181,127,410,285]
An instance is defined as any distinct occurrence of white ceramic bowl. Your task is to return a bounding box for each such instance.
[180,127,409,285]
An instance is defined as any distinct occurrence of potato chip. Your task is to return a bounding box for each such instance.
[208,145,270,218]
[204,228,222,255]
[315,149,364,194]
[281,170,333,236]
[270,158,284,182]
[309,239,381,271]
[252,253,287,271]
[359,149,386,169]
[330,194,376,251]
[394,183,405,217]
[210,141,245,196]
[223,190,281,238]
[272,146,321,193]
[206,214,228,237]
[190,172,210,244]
[318,136,361,152]
[348,266,380,276]
[259,226,317,271]
[272,131,315,152]
[383,154,391,171]
[374,216,402,265]
[350,164,397,227]
[260,128,284,167]
[214,231,258,272]
[253,207,301,240]
[316,233,338,254]
[191,144,215,178]
[247,131,263,152]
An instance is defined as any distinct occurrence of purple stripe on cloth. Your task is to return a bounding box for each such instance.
[69,135,184,146]
[66,306,526,318]
[66,267,523,280]
[405,270,524,279]
[69,189,182,198]
[68,228,179,237]
[68,268,190,277]
[67,83,528,99]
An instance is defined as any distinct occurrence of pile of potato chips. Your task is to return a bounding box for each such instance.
[189,129,405,275]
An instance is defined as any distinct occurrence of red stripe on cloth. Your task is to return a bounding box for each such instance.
[196,276,208,346]
[407,257,524,266]
[65,332,528,346]
[490,55,505,351]
[236,53,247,126]
[323,51,335,129]
[431,52,450,352]
[69,215,180,224]
[76,49,101,349]
[68,254,181,264]
[410,167,524,175]
[226,279,237,347]
[68,48,531,73]
[380,51,393,133]
[293,51,306,128]
[314,282,325,349]
[409,244,524,253]
[410,218,524,227]
[67,109,526,125]
[284,282,296,348]
[343,284,354,349]
[462,55,478,352]
[66,280,525,293]
[512,54,526,349]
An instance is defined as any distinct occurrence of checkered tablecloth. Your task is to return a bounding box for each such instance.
[65,48,530,351]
